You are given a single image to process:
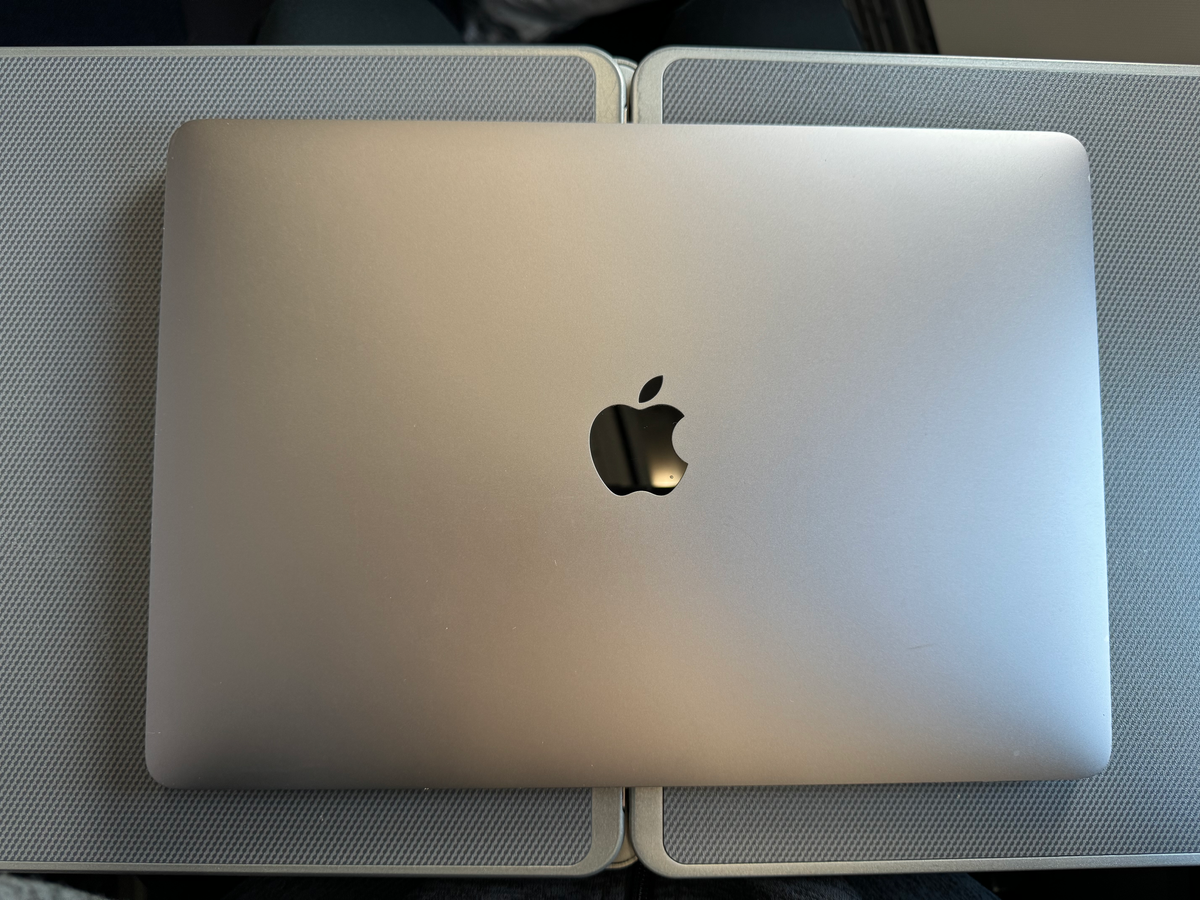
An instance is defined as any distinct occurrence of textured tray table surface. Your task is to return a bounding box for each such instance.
[0,48,608,871]
[640,51,1200,867]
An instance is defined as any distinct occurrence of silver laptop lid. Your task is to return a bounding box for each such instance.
[147,120,1110,789]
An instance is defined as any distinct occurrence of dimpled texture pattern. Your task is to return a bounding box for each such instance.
[0,50,595,868]
[655,57,1200,864]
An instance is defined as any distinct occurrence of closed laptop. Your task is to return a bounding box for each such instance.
[147,120,1110,788]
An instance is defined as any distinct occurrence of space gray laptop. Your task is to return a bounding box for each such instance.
[146,120,1110,789]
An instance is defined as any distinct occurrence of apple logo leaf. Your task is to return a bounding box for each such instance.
[639,375,664,404]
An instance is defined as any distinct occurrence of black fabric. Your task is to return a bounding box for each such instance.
[554,0,862,59]
[551,0,685,61]
[4,866,995,899]
[256,0,861,58]
[0,0,186,44]
[258,0,463,43]
[663,0,862,52]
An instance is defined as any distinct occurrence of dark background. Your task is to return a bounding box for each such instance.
[8,863,1200,898]
[0,0,937,52]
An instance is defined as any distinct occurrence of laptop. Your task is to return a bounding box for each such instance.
[146,120,1111,789]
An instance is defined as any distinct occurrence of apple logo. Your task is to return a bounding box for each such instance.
[589,376,687,496]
